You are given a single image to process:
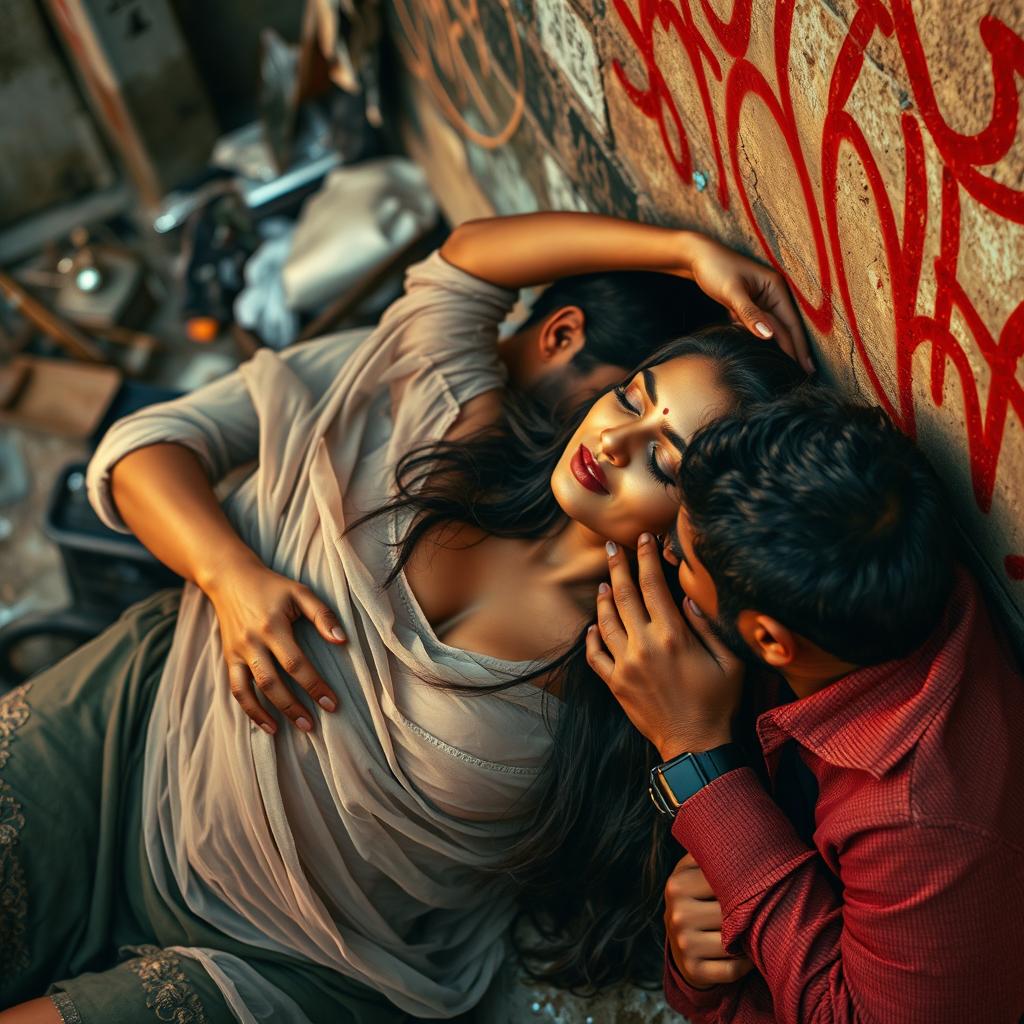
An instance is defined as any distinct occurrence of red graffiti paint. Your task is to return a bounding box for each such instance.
[724,0,833,333]
[612,0,1024,581]
[611,0,729,205]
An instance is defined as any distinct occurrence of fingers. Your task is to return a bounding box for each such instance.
[596,582,628,657]
[666,902,755,987]
[671,896,723,931]
[267,635,339,714]
[667,853,717,899]
[664,849,755,988]
[740,305,804,373]
[604,540,648,633]
[683,956,755,987]
[247,643,315,733]
[228,661,278,735]
[585,624,615,682]
[730,291,782,349]
[636,533,683,625]
[681,930,732,960]
[294,586,347,645]
[672,863,717,901]
[215,573,347,735]
[265,582,345,724]
[761,282,813,373]
[693,902,725,931]
[731,281,814,375]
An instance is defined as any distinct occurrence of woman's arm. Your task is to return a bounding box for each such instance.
[441,212,696,287]
[441,213,813,371]
[110,443,346,733]
[111,443,257,587]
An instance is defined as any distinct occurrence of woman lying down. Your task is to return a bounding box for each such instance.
[0,213,808,1024]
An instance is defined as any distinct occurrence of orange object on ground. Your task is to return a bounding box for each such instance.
[186,317,219,343]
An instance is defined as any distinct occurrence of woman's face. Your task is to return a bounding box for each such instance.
[551,355,732,546]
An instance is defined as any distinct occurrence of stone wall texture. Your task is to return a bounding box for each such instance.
[389,0,1024,641]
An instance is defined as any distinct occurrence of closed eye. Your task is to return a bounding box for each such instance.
[616,384,675,485]
[614,385,640,415]
[648,445,675,487]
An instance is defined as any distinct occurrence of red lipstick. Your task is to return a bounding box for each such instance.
[571,444,609,495]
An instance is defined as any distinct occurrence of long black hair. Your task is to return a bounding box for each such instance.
[352,325,806,989]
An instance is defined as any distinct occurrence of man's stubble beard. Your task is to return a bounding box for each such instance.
[704,608,763,670]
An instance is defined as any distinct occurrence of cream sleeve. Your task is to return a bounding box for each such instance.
[86,328,369,533]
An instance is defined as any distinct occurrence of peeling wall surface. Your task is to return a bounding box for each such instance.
[389,0,1024,640]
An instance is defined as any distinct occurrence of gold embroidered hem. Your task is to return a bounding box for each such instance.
[49,990,83,1024]
[0,682,31,979]
[127,946,208,1023]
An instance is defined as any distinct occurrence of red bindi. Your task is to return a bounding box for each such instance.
[662,407,670,416]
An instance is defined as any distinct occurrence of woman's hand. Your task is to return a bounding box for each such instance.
[586,533,743,760]
[665,853,755,989]
[203,557,347,734]
[109,444,346,735]
[684,233,813,374]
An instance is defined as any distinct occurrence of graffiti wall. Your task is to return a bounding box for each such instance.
[389,0,1024,638]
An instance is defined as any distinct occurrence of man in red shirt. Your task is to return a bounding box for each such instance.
[586,392,1024,1023]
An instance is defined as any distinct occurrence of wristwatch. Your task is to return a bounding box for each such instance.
[648,743,750,817]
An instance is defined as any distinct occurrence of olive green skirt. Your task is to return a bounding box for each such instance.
[0,590,407,1024]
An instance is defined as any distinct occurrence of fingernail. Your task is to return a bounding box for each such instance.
[259,723,276,736]
[318,696,336,711]
[296,716,313,732]
[687,597,705,618]
[755,321,773,338]
[803,357,815,374]
[331,627,346,643]
[598,582,610,595]
[638,532,652,546]
[587,624,596,634]
[605,540,617,557]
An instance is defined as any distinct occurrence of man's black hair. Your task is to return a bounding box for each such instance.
[521,270,727,373]
[677,389,955,666]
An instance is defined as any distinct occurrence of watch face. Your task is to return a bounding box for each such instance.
[661,754,704,809]
[654,745,747,814]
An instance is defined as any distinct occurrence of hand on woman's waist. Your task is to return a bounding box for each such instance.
[203,557,348,735]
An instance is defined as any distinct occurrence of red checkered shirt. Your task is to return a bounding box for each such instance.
[664,569,1024,1023]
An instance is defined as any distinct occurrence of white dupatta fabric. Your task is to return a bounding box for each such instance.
[86,254,557,1018]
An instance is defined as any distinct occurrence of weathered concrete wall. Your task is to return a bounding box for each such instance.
[389,0,1024,640]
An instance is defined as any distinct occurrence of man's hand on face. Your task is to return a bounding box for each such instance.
[665,853,756,989]
[585,532,744,760]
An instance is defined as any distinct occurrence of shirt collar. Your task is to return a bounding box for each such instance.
[756,568,976,779]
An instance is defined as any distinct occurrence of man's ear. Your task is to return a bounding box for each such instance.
[737,611,798,668]
[537,306,586,365]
